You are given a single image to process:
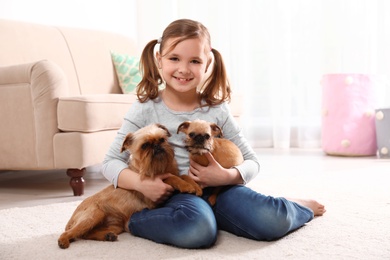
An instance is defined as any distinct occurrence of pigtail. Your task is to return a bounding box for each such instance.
[200,48,231,106]
[137,39,163,102]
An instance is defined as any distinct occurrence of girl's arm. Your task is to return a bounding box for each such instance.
[101,101,143,187]
[219,104,260,184]
[117,168,175,204]
[188,152,244,188]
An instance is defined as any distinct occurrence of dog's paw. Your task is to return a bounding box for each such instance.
[187,183,203,196]
[104,232,118,242]
[178,175,202,196]
[194,185,203,196]
[208,195,217,206]
[58,239,70,249]
[178,182,197,194]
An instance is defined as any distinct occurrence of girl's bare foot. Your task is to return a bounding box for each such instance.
[287,198,326,216]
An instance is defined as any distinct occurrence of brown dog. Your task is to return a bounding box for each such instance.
[58,124,202,249]
[177,119,244,205]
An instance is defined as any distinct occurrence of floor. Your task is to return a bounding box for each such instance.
[0,148,387,210]
[2,148,389,259]
[0,165,109,210]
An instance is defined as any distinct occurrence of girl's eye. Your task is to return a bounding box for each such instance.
[191,60,201,64]
[169,57,179,61]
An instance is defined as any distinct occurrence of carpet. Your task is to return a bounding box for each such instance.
[1,154,390,259]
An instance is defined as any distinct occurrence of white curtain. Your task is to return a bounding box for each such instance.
[136,0,390,148]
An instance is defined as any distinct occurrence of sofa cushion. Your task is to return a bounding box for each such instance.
[58,94,137,132]
[111,51,142,94]
[58,27,137,95]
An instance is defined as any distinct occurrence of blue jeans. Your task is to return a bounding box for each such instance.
[128,185,314,248]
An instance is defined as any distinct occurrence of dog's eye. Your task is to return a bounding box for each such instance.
[141,142,150,150]
[159,138,165,143]
[189,132,195,138]
[204,134,210,140]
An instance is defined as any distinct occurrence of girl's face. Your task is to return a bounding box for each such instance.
[157,37,210,94]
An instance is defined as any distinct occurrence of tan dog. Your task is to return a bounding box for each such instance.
[58,124,202,249]
[177,119,244,205]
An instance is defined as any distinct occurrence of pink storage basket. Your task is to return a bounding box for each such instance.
[321,74,377,156]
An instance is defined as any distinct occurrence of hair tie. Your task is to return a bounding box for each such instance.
[157,37,162,44]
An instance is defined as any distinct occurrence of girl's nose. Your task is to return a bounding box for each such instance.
[178,62,190,74]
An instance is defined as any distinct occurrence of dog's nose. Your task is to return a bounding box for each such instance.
[194,134,206,144]
[153,144,164,155]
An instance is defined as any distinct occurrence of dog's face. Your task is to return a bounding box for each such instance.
[177,119,223,155]
[121,124,175,178]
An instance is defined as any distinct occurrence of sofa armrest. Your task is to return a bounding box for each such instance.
[0,60,68,169]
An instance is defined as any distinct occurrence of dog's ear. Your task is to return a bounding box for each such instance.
[156,123,171,137]
[210,123,224,138]
[121,133,134,153]
[177,121,190,134]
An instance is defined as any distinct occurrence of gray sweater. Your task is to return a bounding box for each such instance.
[102,95,260,187]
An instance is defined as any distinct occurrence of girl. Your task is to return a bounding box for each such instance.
[102,19,325,249]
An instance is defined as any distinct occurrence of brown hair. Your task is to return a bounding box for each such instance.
[137,19,231,106]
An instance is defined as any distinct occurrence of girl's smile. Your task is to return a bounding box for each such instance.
[174,76,193,82]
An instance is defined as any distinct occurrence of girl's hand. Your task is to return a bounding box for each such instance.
[135,173,175,204]
[188,152,243,188]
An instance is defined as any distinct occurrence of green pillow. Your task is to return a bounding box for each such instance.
[111,51,142,94]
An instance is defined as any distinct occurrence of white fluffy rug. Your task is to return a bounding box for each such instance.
[1,152,390,259]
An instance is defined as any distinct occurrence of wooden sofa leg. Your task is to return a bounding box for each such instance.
[66,168,85,196]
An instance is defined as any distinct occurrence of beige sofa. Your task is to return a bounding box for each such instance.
[0,19,242,196]
[0,19,139,195]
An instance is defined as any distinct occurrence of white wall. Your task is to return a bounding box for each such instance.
[0,0,137,40]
